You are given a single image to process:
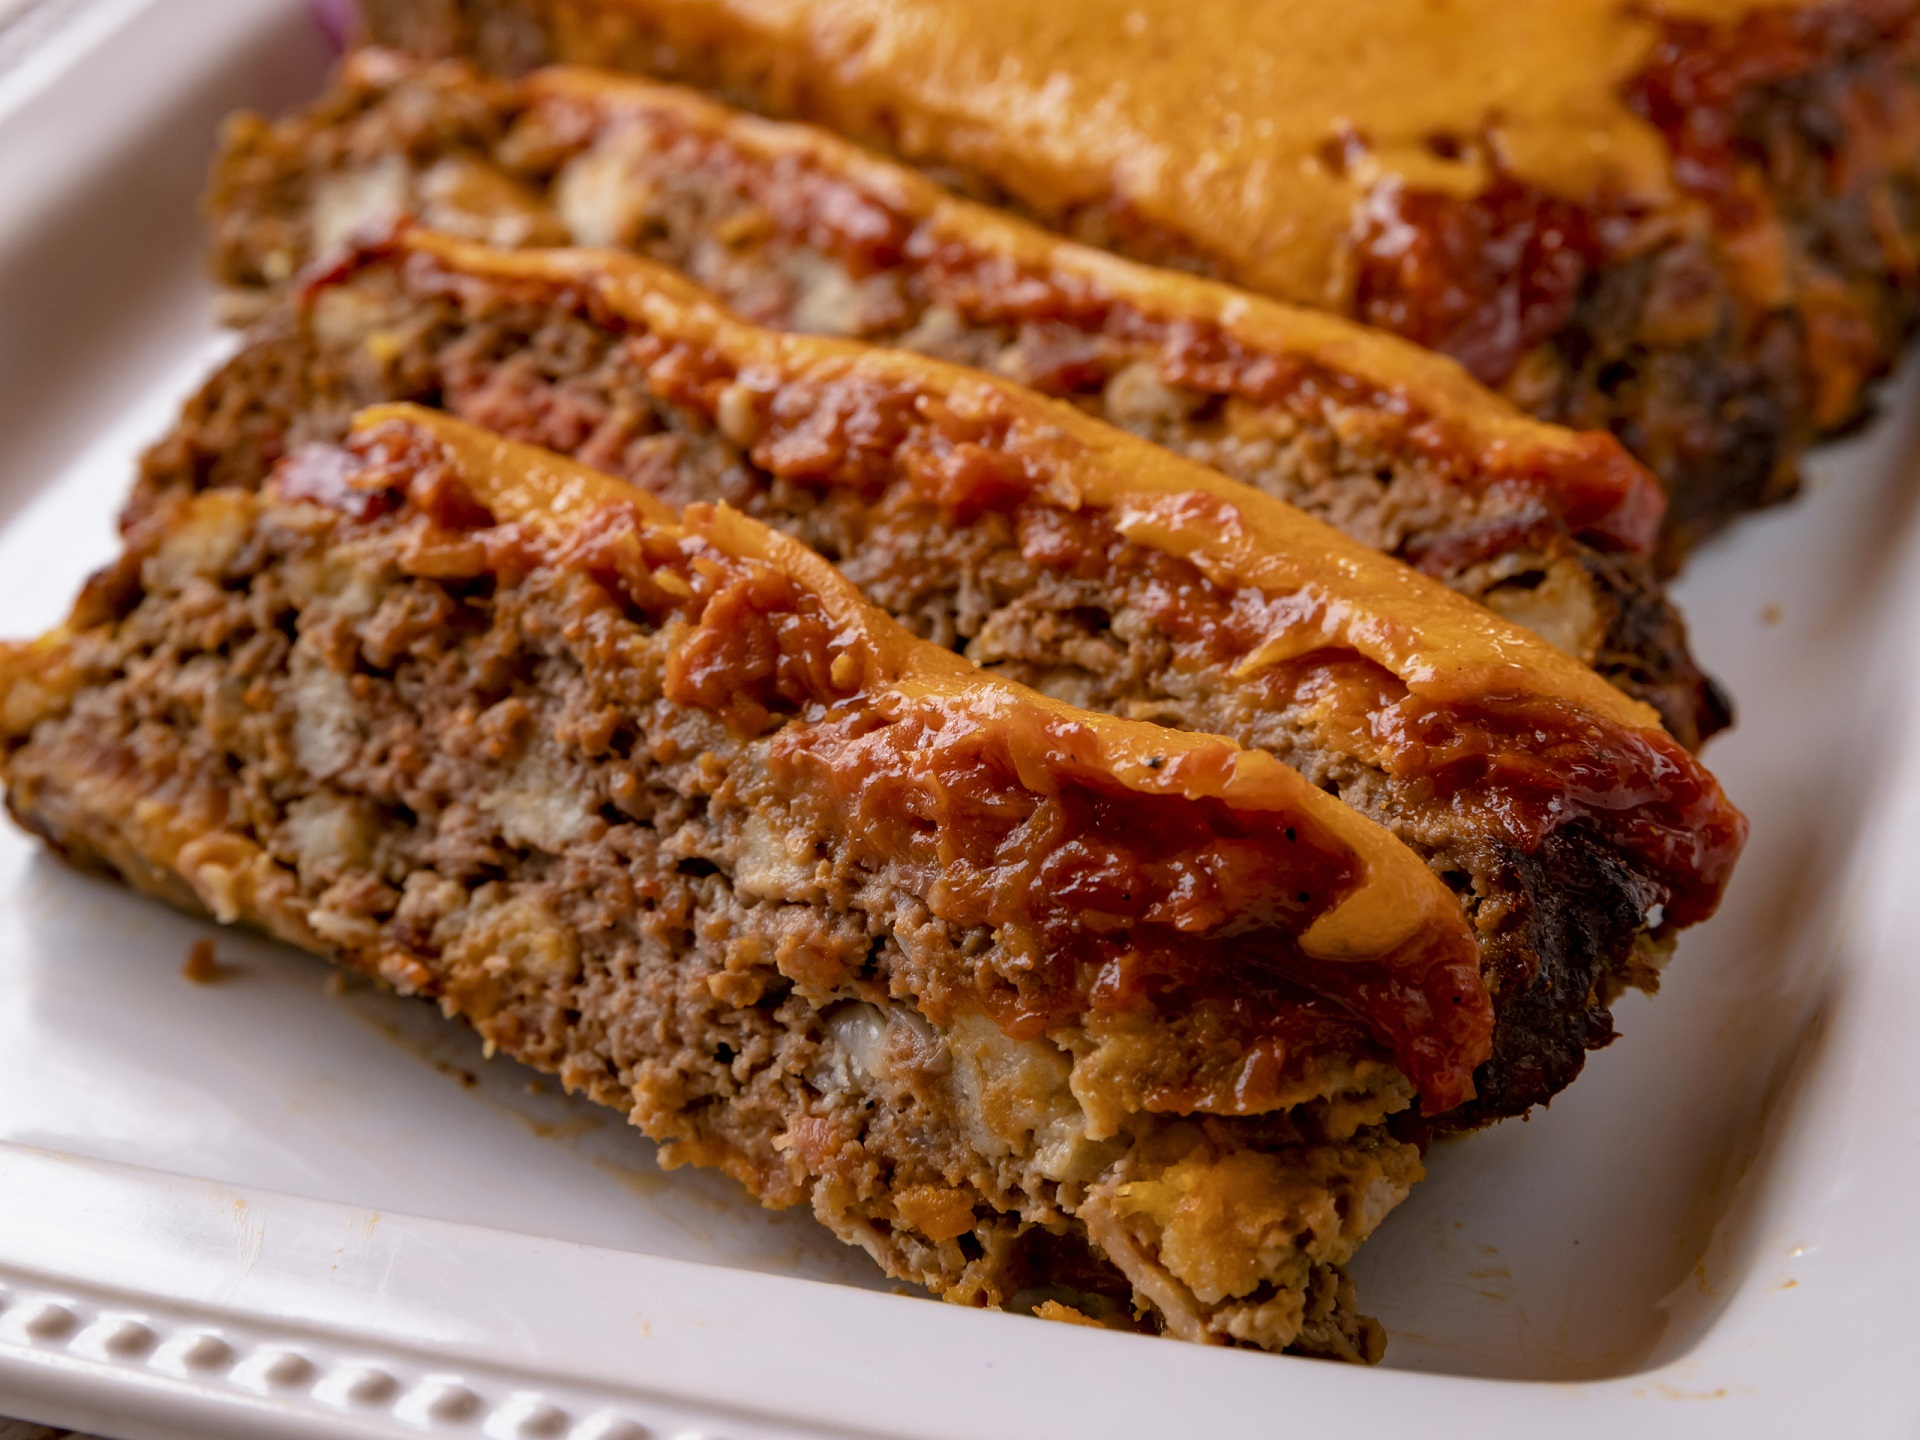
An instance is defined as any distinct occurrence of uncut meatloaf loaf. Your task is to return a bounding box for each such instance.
[133,231,1747,1127]
[357,0,1920,561]
[1,404,1495,1357]
[207,50,1730,750]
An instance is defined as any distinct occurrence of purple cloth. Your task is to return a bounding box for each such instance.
[308,0,353,49]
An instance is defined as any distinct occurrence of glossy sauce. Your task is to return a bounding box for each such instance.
[1629,0,1919,230]
[540,1,1840,297]
[1353,177,1611,388]
[1356,2,1920,381]
[549,0,1905,386]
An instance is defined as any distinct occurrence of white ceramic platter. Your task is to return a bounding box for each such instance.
[2,1,1919,1434]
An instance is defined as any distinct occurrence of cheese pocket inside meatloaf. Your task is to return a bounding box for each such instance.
[134,231,1747,1126]
[208,50,1730,749]
[357,0,1920,561]
[2,404,1498,1358]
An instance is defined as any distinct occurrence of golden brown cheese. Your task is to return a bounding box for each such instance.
[520,0,1828,309]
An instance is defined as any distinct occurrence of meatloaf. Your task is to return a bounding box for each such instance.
[356,0,1920,561]
[207,50,1730,748]
[132,230,1748,1128]
[2,404,1501,1356]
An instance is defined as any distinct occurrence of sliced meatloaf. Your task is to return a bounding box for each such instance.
[131,231,1748,1128]
[355,0,1920,562]
[4,404,1505,1355]
[205,51,1730,748]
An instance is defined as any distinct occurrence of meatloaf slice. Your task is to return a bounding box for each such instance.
[355,0,1920,563]
[1,404,1502,1356]
[207,49,1729,748]
[132,231,1747,1128]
